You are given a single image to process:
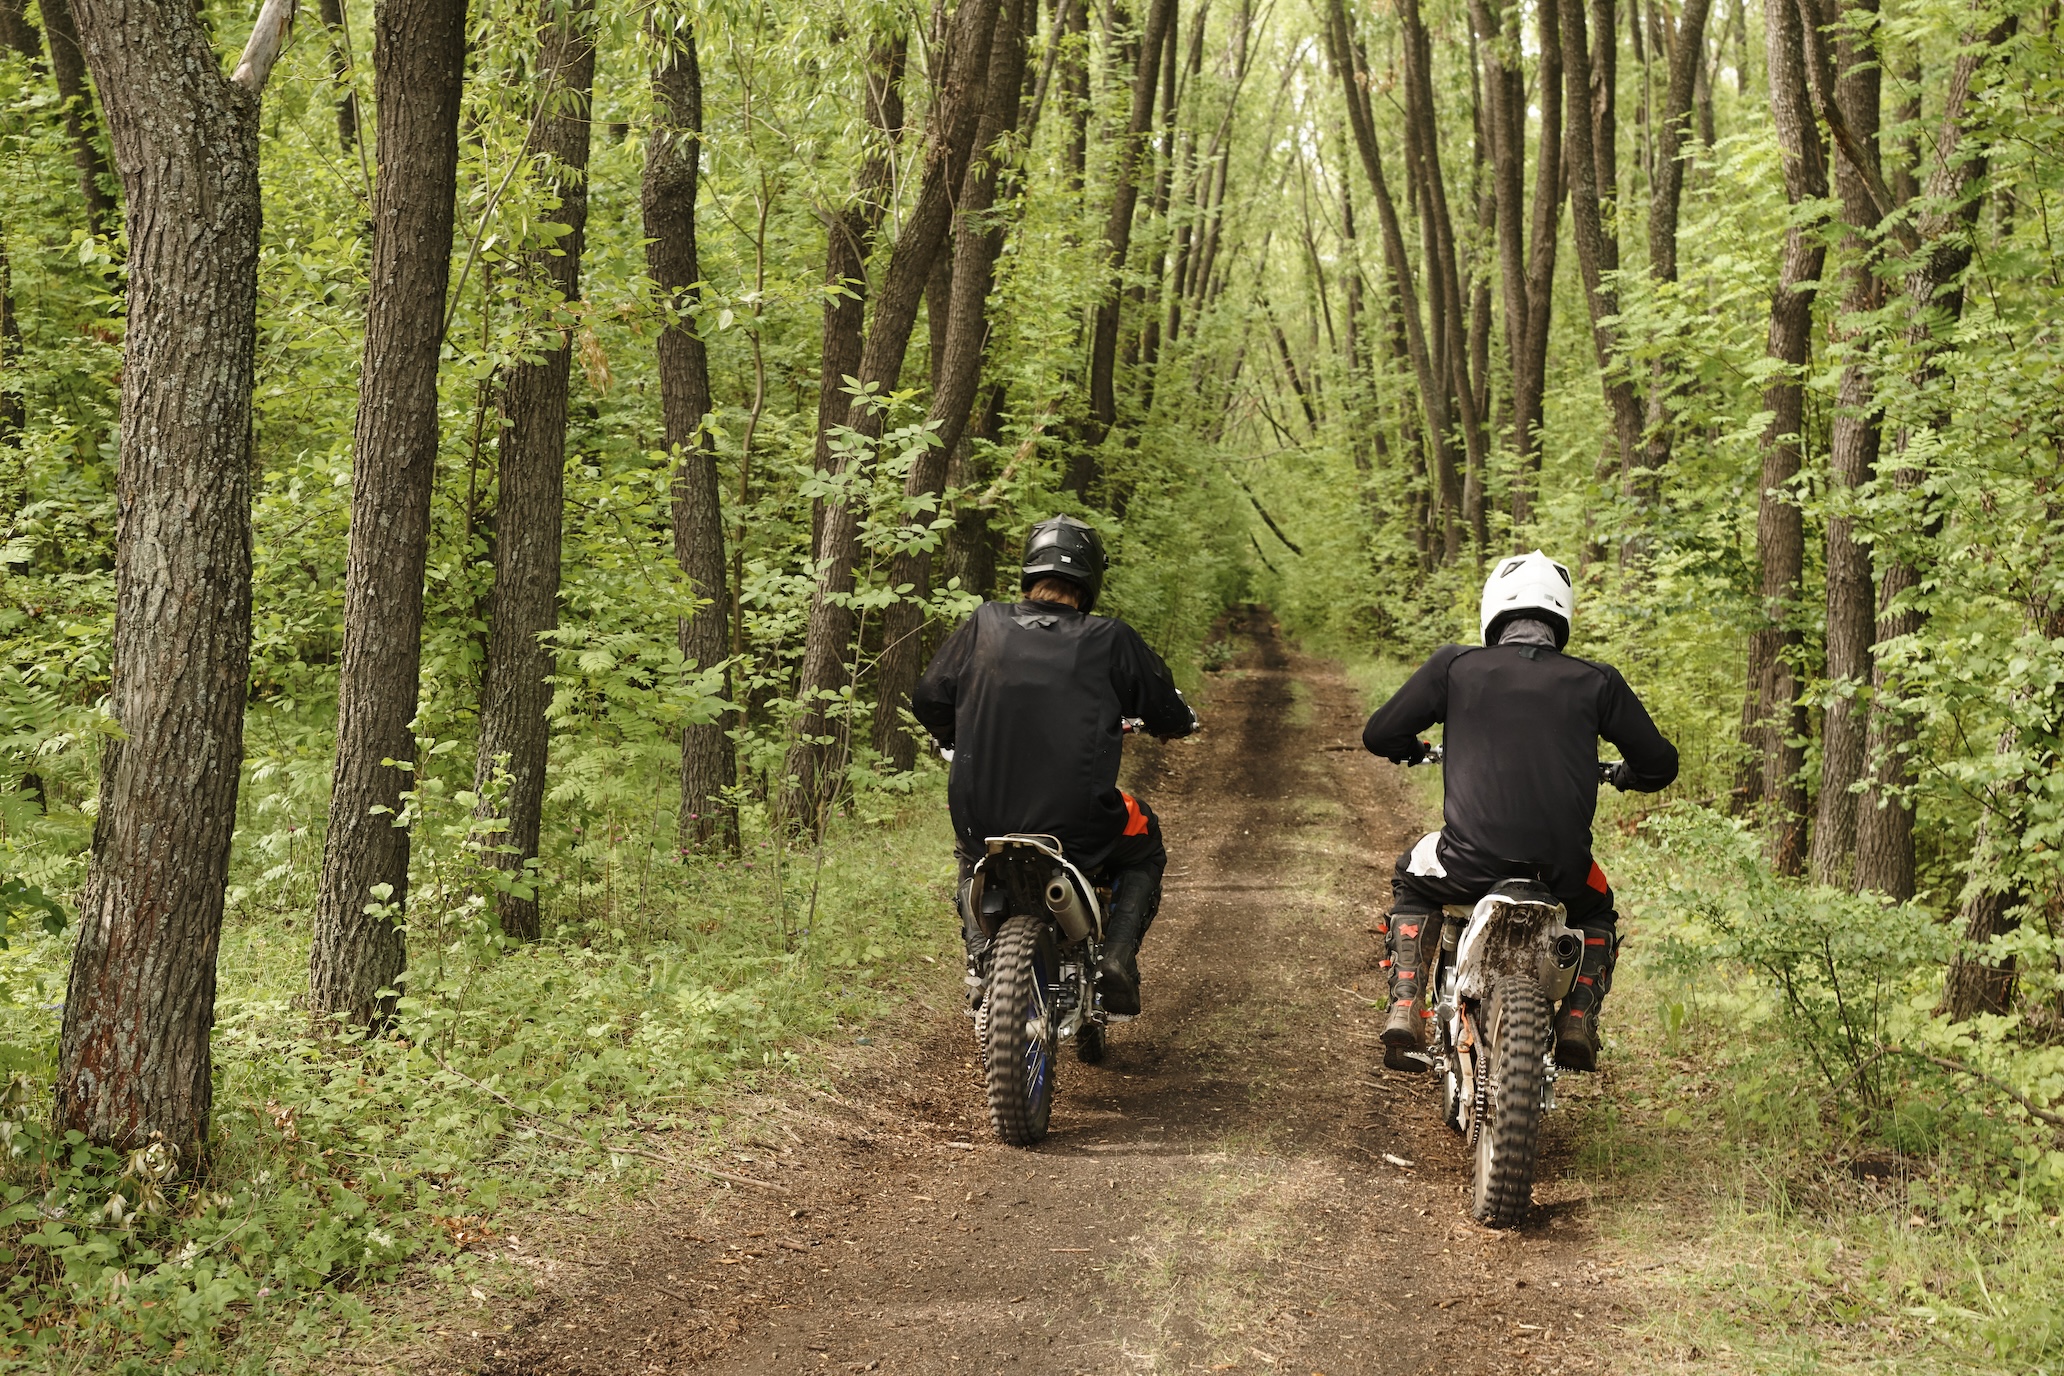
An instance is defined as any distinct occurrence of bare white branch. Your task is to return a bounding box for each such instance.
[231,0,299,93]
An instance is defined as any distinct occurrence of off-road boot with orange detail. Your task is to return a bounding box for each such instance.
[1378,912,1430,1071]
[1554,925,1618,1071]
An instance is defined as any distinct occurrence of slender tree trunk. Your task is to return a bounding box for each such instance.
[312,0,471,1024]
[0,214,20,450]
[1326,0,1461,560]
[874,0,1028,771]
[785,0,1002,829]
[38,0,119,238]
[1078,0,1175,471]
[53,0,285,1159]
[1562,0,1643,483]
[1471,0,1561,528]
[473,0,595,941]
[1398,0,1488,549]
[938,383,1007,602]
[315,0,361,151]
[1854,21,2011,898]
[812,38,907,555]
[645,15,738,854]
[1805,0,1880,885]
[1639,0,1712,491]
[1062,0,1089,188]
[1733,0,1824,875]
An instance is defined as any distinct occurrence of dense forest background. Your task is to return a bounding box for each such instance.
[1,0,2063,1363]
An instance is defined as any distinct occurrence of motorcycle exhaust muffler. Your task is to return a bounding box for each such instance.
[1551,932,1583,967]
[1044,872,1094,943]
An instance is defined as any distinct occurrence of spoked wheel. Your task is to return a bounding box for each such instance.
[1471,975,1549,1227]
[1074,1018,1107,1065]
[984,915,1058,1145]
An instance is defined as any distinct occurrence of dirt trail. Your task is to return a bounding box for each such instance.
[461,615,1640,1375]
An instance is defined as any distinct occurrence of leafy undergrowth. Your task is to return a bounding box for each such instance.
[0,777,958,1374]
[1571,811,2064,1375]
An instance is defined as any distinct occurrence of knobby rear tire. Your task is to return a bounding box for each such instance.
[1471,975,1548,1228]
[984,915,1057,1146]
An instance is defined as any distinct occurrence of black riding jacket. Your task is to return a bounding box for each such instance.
[912,600,1197,870]
[1361,643,1678,897]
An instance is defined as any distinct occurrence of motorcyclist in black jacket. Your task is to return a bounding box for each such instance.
[912,516,1199,1015]
[1361,551,1679,1072]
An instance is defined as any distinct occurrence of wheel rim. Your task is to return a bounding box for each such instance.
[1024,969,1052,1107]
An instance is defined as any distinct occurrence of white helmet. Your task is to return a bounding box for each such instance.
[1480,550,1574,648]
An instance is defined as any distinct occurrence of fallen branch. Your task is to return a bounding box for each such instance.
[1889,1045,2064,1131]
[434,1057,789,1193]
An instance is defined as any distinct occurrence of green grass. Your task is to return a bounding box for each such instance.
[0,773,961,1374]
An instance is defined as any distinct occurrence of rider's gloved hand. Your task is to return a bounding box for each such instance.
[1601,760,1634,790]
[1409,739,1433,765]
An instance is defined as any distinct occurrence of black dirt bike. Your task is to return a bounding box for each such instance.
[1409,745,1610,1227]
[960,832,1120,1145]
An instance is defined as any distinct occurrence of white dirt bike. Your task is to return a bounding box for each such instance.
[1412,745,1608,1226]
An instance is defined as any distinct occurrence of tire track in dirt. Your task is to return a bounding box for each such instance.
[456,613,1641,1375]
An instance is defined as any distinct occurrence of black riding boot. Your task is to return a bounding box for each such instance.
[1379,911,1431,1071]
[1554,925,1619,1071]
[1095,869,1158,1016]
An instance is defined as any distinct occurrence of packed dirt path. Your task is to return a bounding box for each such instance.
[458,614,1642,1374]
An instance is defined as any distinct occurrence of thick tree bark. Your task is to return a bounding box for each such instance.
[1804,0,1880,885]
[812,38,907,555]
[785,0,1001,829]
[1854,22,2011,899]
[1639,0,1712,490]
[645,16,738,854]
[312,0,470,1024]
[473,0,595,940]
[1077,0,1175,473]
[1561,0,1643,484]
[316,0,362,151]
[1733,0,1825,875]
[38,0,119,238]
[53,0,270,1160]
[873,0,1028,771]
[1326,0,1461,560]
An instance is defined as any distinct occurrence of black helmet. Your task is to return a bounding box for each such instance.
[1019,515,1106,612]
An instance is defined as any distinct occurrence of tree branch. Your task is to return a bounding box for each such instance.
[231,0,299,93]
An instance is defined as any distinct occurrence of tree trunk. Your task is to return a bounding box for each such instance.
[785,0,1002,829]
[316,0,362,151]
[1805,0,1880,885]
[53,0,276,1160]
[38,0,119,239]
[811,38,907,556]
[1853,20,2011,899]
[0,0,39,63]
[1470,0,1561,528]
[1639,0,1712,490]
[1561,0,1643,485]
[1734,0,1824,875]
[0,213,20,449]
[645,15,738,854]
[873,0,1028,771]
[1326,0,1461,560]
[1079,0,1175,470]
[937,384,1007,603]
[473,0,595,941]
[1398,0,1487,549]
[312,0,471,1024]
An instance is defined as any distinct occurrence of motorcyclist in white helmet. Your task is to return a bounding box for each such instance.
[1359,551,1679,1071]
